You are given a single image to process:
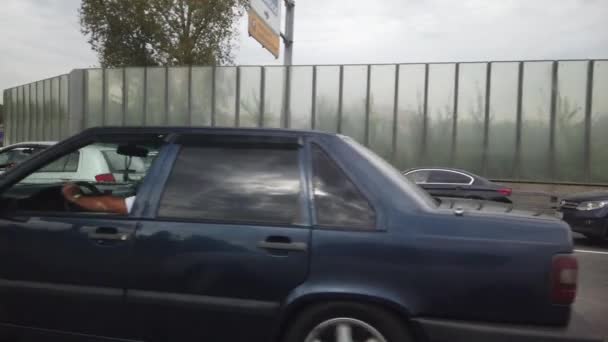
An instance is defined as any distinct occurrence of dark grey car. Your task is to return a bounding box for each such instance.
[403,167,512,203]
[559,191,608,241]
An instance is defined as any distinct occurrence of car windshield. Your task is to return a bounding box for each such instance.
[340,136,438,208]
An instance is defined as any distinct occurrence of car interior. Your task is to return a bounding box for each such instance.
[0,139,164,215]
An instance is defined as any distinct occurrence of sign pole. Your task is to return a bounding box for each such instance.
[283,0,295,65]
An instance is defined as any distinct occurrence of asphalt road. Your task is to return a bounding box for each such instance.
[573,233,608,340]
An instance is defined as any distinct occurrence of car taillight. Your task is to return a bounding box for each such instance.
[95,173,116,183]
[551,254,578,305]
[497,187,512,196]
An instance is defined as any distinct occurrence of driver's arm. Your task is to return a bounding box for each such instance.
[62,183,128,215]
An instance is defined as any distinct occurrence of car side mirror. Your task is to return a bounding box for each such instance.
[117,145,148,158]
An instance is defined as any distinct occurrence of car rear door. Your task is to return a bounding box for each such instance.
[128,134,311,342]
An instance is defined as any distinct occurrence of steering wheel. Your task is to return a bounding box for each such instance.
[74,181,103,196]
[63,181,104,211]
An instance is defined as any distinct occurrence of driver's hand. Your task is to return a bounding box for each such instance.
[62,183,82,202]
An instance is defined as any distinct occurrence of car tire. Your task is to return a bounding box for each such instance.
[282,301,413,342]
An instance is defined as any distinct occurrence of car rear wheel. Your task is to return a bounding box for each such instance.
[282,302,413,342]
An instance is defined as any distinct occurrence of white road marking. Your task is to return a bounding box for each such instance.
[574,249,608,255]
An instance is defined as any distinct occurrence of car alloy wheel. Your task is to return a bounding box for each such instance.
[304,317,388,342]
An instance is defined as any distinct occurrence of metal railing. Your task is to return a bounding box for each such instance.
[3,59,608,184]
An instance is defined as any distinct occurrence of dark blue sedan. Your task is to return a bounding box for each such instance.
[0,127,596,342]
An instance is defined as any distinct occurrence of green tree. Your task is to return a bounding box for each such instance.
[79,0,247,67]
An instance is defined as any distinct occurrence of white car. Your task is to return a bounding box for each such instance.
[1,141,148,183]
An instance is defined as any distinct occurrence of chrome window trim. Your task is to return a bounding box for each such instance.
[403,168,475,186]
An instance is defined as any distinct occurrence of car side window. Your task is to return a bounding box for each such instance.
[158,144,303,225]
[427,170,472,184]
[38,152,80,172]
[0,139,163,214]
[405,170,430,184]
[311,144,376,230]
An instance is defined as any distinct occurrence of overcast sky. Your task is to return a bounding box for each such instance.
[1,0,607,103]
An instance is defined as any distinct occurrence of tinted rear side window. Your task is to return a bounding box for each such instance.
[158,145,302,225]
[428,170,472,184]
[312,145,375,230]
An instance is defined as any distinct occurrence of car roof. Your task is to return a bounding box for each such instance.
[79,126,339,138]
[0,141,57,151]
[4,141,57,147]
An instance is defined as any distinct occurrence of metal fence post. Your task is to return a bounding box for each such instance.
[235,66,241,127]
[259,66,266,127]
[102,68,107,126]
[364,64,372,146]
[143,67,148,126]
[55,81,59,139]
[164,67,169,125]
[187,66,193,126]
[122,67,127,126]
[42,80,46,140]
[283,65,292,128]
[311,66,317,130]
[23,83,31,141]
[3,91,7,145]
[451,63,460,166]
[584,60,595,182]
[63,76,68,139]
[514,62,524,179]
[67,69,86,136]
[211,66,216,127]
[482,62,492,175]
[337,65,344,133]
[2,90,7,145]
[549,61,559,181]
[33,83,37,140]
[421,64,430,164]
[391,64,400,163]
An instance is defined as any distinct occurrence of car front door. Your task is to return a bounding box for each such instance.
[0,215,137,339]
[0,138,164,341]
[128,135,311,342]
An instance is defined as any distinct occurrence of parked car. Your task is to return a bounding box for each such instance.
[403,167,512,203]
[0,141,54,174]
[0,127,595,342]
[559,191,608,241]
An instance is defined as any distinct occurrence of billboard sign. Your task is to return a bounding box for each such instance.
[248,0,281,58]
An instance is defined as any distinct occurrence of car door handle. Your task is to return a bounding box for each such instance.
[88,227,131,241]
[257,240,308,252]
